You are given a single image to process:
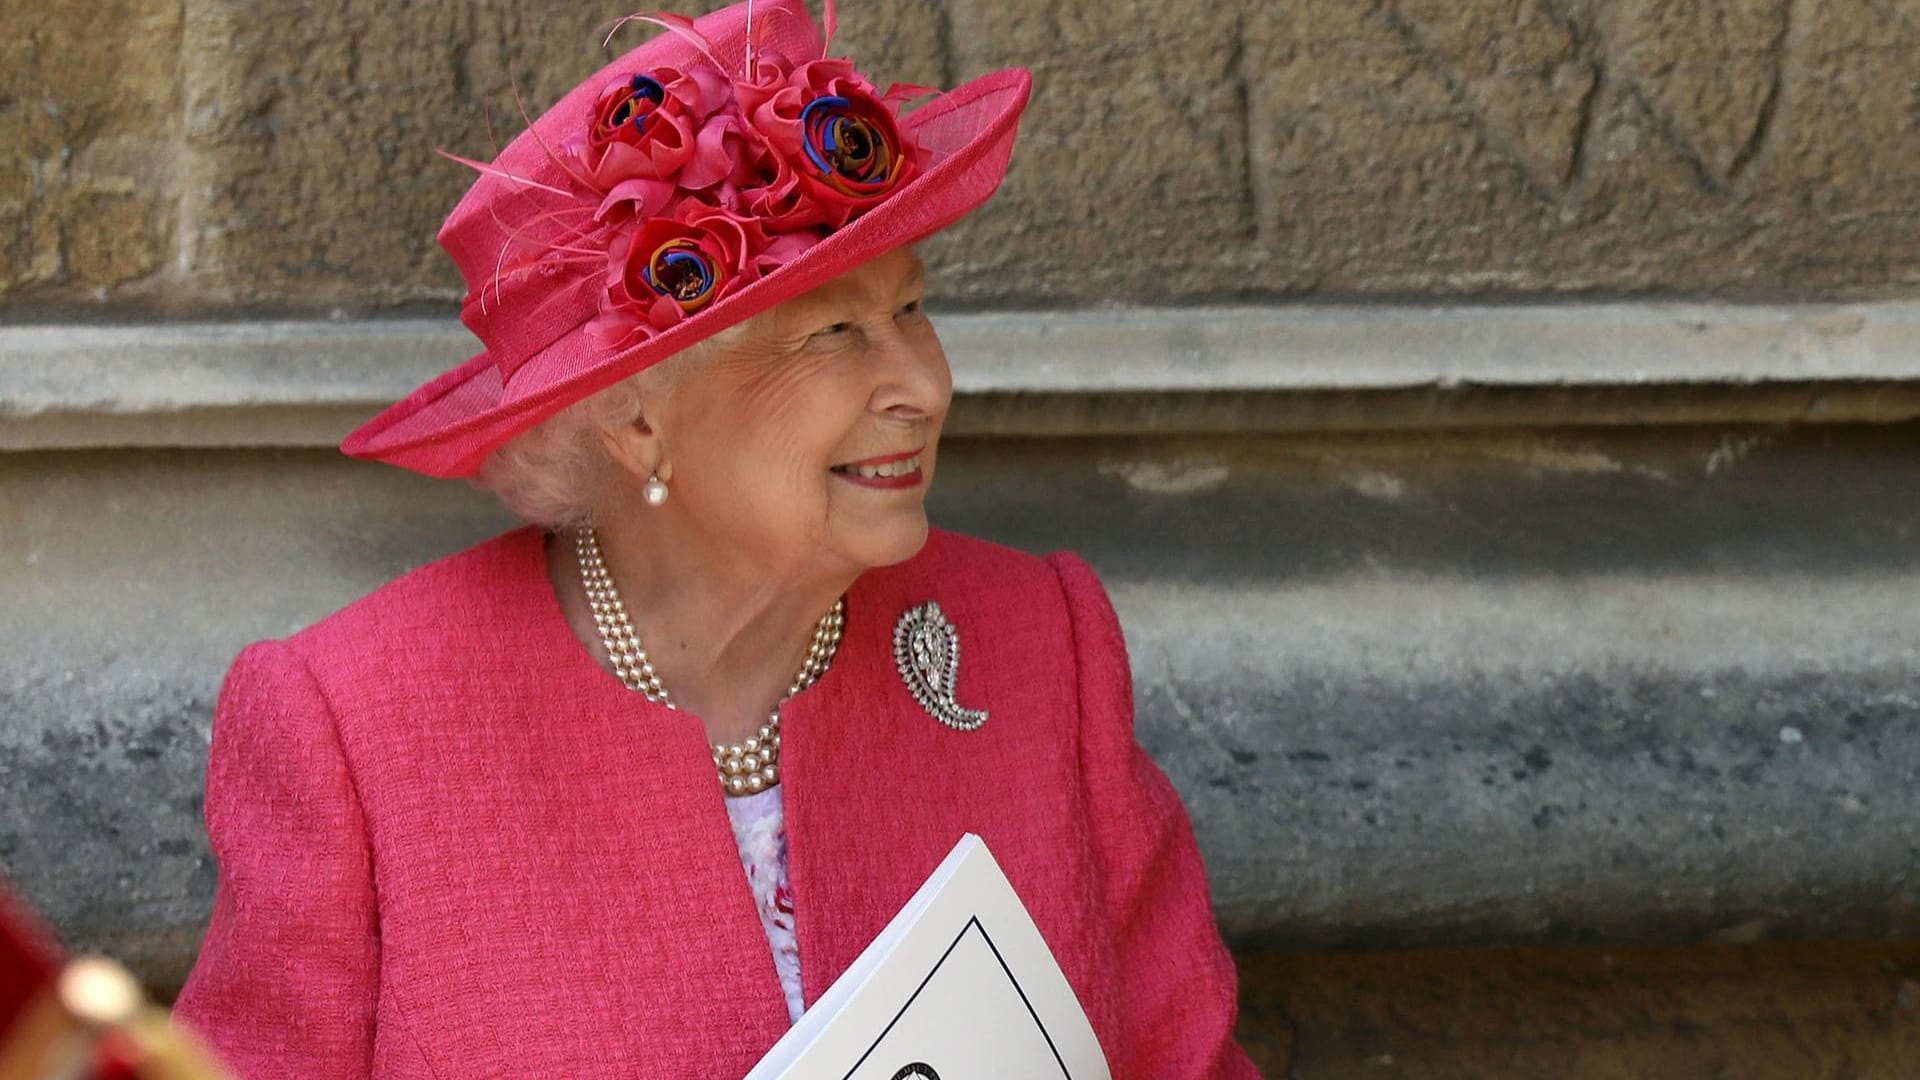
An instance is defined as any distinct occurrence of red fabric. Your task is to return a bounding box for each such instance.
[0,884,60,1043]
[175,528,1258,1079]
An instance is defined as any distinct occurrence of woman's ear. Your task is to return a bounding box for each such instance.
[599,410,665,485]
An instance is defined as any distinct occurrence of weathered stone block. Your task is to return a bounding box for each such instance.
[12,0,1916,310]
[176,0,582,306]
[1238,0,1920,296]
[0,0,181,303]
[1590,0,1788,184]
[829,0,954,88]
[928,0,1254,302]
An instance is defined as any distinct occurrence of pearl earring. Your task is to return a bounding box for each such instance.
[643,473,669,507]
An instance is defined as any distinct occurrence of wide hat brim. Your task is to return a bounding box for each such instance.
[341,16,1031,479]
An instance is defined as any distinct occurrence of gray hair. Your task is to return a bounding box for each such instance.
[473,321,752,528]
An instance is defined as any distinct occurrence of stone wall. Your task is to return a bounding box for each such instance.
[6,0,1919,311]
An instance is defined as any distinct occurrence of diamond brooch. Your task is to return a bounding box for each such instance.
[893,601,990,731]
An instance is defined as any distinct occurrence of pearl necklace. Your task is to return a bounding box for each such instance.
[574,526,845,796]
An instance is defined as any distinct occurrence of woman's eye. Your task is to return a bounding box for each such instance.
[898,299,923,317]
[811,321,852,340]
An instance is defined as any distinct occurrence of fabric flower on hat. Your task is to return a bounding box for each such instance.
[459,14,940,356]
[734,56,929,229]
[752,226,826,276]
[587,202,766,350]
[572,63,732,200]
[679,111,774,199]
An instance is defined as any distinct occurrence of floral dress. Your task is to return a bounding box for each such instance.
[723,786,805,1023]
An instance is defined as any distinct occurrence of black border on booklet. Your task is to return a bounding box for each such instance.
[839,916,1074,1079]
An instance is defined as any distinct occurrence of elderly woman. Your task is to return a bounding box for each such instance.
[174,2,1257,1077]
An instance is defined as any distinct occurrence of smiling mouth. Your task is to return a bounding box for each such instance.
[830,452,923,480]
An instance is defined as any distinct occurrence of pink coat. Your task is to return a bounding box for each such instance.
[176,527,1258,1078]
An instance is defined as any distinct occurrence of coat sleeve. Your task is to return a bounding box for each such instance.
[174,639,379,1079]
[1046,552,1262,1080]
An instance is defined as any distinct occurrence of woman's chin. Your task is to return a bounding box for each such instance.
[844,512,931,570]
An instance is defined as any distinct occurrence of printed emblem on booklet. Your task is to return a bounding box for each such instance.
[744,835,1109,1080]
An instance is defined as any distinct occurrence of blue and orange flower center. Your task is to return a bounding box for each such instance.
[599,74,667,141]
[641,237,719,311]
[799,95,901,197]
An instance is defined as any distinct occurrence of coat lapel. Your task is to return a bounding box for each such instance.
[776,532,1098,1028]
[781,548,1005,1011]
[383,529,795,1077]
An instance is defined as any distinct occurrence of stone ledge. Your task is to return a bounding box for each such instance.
[7,423,1920,982]
[4,302,1920,450]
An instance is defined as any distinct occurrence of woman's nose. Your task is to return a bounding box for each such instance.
[866,323,952,421]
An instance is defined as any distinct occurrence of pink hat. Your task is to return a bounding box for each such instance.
[341,0,1031,478]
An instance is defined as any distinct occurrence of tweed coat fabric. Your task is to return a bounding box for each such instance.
[175,527,1257,1079]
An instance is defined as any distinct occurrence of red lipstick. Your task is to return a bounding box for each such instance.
[831,447,927,490]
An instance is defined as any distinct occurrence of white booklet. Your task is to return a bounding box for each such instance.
[744,834,1111,1080]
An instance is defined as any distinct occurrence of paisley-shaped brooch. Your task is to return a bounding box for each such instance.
[892,601,990,731]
